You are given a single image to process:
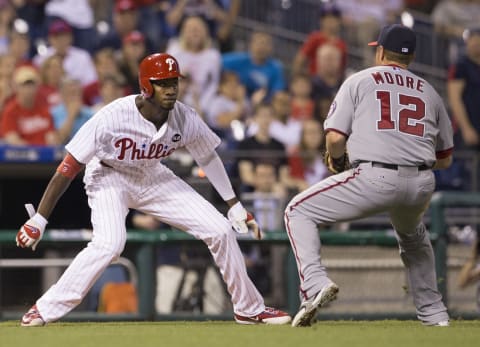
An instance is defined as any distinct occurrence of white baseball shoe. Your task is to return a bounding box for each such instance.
[21,305,45,327]
[292,282,339,327]
[234,306,292,325]
[434,320,450,327]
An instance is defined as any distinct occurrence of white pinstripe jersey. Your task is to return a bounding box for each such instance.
[65,95,221,182]
[324,65,454,167]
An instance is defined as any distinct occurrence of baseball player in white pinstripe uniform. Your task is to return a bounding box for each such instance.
[16,53,291,326]
[285,25,453,327]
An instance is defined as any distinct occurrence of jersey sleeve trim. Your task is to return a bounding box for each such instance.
[436,147,453,159]
[324,128,349,138]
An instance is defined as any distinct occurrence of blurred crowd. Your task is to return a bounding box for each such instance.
[0,0,479,225]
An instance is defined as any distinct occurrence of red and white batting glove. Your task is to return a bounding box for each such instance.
[227,201,263,240]
[16,204,48,251]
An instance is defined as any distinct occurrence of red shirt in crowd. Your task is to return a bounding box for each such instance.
[300,32,347,76]
[0,97,55,145]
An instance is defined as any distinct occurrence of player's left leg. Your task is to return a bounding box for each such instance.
[389,169,449,326]
[137,173,290,324]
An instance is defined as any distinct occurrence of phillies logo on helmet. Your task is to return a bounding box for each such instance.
[166,58,175,71]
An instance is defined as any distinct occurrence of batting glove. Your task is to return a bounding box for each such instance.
[227,201,263,240]
[16,204,48,251]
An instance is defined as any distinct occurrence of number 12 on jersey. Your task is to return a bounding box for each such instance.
[376,90,426,137]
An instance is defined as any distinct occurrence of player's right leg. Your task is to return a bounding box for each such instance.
[285,165,400,326]
[22,186,130,326]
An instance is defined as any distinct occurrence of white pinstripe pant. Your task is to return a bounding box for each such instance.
[37,166,264,322]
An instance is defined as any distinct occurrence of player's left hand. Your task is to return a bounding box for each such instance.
[324,151,350,174]
[227,202,263,240]
[16,204,48,251]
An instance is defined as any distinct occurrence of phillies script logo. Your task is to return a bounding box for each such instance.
[115,138,176,160]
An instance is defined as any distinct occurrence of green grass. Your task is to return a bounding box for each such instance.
[1,320,479,347]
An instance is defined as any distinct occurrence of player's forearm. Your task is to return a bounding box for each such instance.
[196,151,236,201]
[432,156,452,170]
[37,172,75,219]
[326,131,347,158]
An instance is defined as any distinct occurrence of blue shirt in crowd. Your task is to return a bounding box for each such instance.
[222,52,285,99]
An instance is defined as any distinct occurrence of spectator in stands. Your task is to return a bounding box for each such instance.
[239,162,288,297]
[311,43,344,121]
[222,31,285,100]
[167,15,221,115]
[0,0,15,55]
[131,1,168,52]
[447,27,480,149]
[205,70,249,145]
[216,0,241,53]
[288,119,329,190]
[336,0,404,66]
[92,74,127,112]
[8,19,32,65]
[242,162,287,232]
[0,65,58,145]
[50,77,94,144]
[457,235,480,311]
[289,73,315,121]
[268,90,302,153]
[96,0,154,53]
[44,0,96,53]
[291,3,346,78]
[236,103,289,192]
[432,0,480,64]
[0,53,14,111]
[33,19,97,87]
[38,54,65,108]
[117,30,148,94]
[83,48,127,107]
[241,162,290,303]
[13,1,46,56]
[165,0,240,51]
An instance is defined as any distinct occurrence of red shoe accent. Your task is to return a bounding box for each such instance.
[21,305,45,327]
[234,307,291,325]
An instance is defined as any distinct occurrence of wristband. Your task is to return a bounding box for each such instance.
[31,213,48,229]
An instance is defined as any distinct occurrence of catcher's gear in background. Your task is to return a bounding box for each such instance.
[138,53,185,98]
[16,204,48,251]
[227,201,263,240]
[324,151,350,174]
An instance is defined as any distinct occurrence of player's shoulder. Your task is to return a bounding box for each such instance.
[172,100,202,121]
[173,100,196,114]
[92,95,137,120]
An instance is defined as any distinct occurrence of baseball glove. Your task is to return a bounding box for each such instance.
[324,151,350,174]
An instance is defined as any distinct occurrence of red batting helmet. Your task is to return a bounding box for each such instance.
[138,53,184,98]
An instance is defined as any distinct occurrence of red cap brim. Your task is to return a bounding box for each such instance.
[368,41,379,46]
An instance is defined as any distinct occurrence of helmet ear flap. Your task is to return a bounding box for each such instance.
[140,77,153,98]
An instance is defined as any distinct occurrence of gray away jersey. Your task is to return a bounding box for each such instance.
[65,95,221,182]
[324,65,453,167]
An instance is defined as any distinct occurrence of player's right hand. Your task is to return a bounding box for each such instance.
[227,202,263,240]
[16,204,48,251]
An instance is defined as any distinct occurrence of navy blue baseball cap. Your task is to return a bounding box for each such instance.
[319,3,341,18]
[368,24,416,55]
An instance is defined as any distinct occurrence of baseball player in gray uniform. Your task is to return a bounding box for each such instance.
[285,24,453,327]
[16,53,291,326]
